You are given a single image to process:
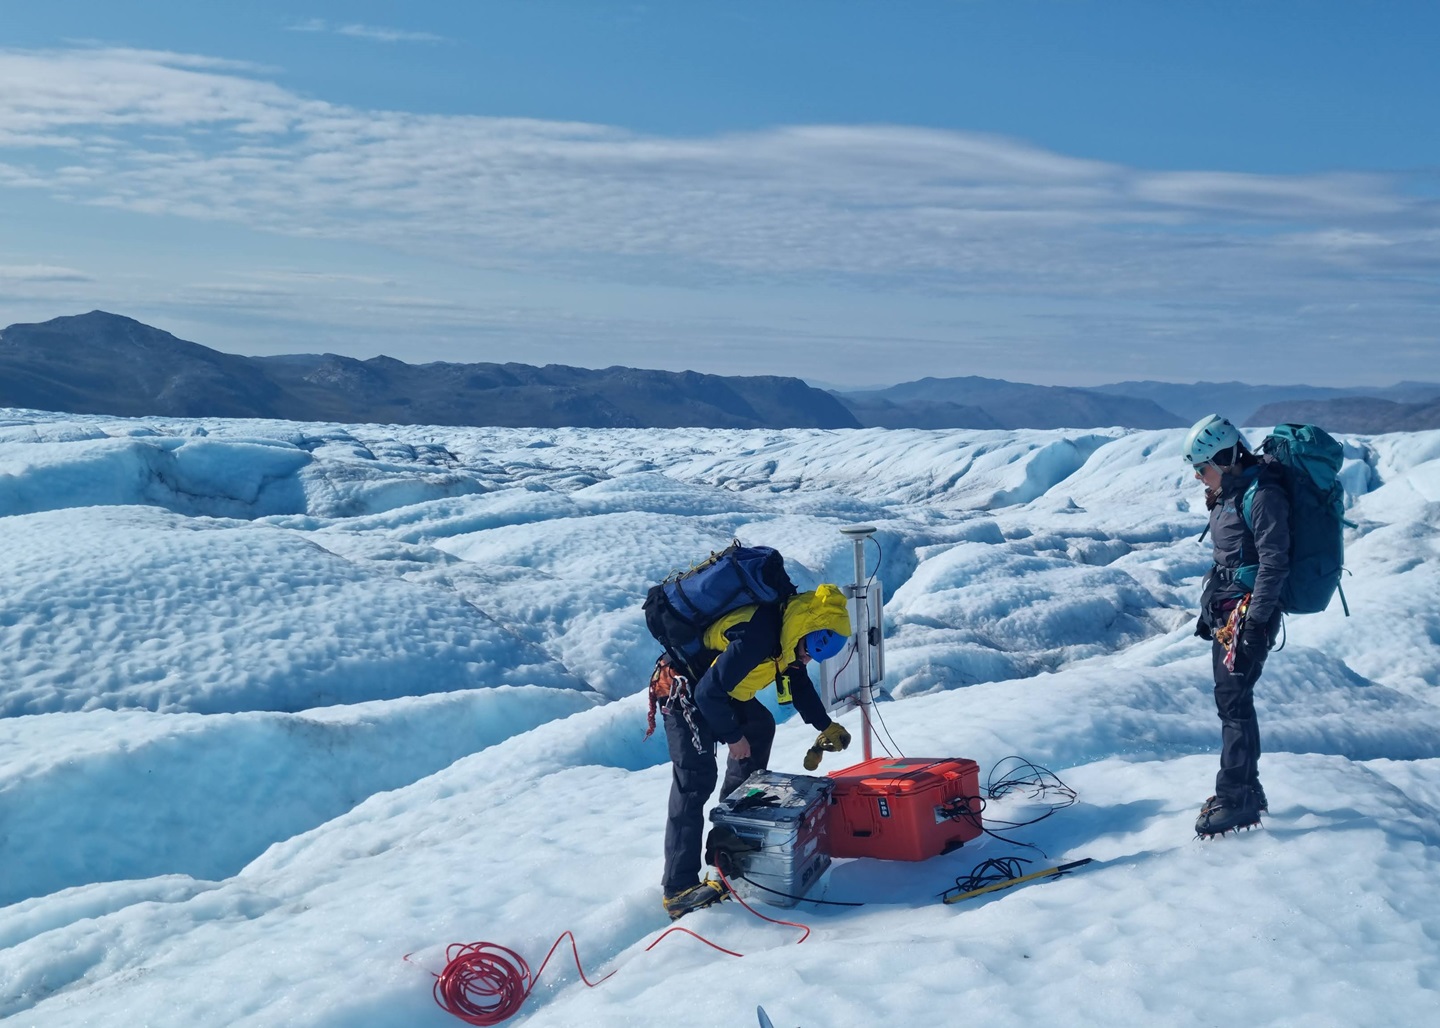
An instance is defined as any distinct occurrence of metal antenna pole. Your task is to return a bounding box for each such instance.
[839,525,877,760]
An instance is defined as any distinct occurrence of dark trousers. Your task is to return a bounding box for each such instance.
[661,696,775,896]
[1210,616,1278,806]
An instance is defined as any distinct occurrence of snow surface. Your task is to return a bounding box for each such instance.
[1,410,1438,1026]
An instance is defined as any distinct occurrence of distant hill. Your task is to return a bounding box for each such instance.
[835,395,1004,430]
[1091,380,1440,426]
[0,312,860,429]
[1248,396,1440,434]
[834,375,1440,432]
[10,312,1433,433]
[0,310,288,419]
[835,376,1184,430]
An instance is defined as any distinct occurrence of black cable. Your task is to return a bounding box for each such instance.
[830,633,859,679]
[842,534,891,747]
[834,751,1060,901]
[935,758,1078,854]
[938,793,1041,852]
[824,533,881,706]
[859,535,905,756]
[986,756,1078,808]
[737,874,865,907]
[939,856,1033,901]
[869,692,903,758]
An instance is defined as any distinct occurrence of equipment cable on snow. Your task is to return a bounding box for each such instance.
[414,868,812,1025]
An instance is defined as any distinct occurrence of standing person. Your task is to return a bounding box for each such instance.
[655,583,852,919]
[1185,414,1290,838]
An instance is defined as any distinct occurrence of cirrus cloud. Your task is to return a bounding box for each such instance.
[0,44,1437,383]
[3,46,1436,292]
[286,20,448,44]
[0,264,93,283]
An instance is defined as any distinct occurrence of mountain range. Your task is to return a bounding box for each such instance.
[0,312,857,430]
[1091,379,1440,428]
[838,376,1184,430]
[2,311,1436,432]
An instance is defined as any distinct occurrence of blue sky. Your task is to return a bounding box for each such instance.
[2,1,1438,387]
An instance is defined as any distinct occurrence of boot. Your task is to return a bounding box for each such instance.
[1195,794,1261,838]
[662,878,726,920]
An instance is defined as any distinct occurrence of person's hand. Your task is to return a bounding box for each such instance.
[802,722,851,770]
[728,736,751,761]
[1237,623,1270,661]
[817,722,851,753]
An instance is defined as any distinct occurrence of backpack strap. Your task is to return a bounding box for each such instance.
[1235,475,1262,592]
[1240,479,1258,533]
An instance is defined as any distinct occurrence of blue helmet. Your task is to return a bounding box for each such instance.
[803,628,847,662]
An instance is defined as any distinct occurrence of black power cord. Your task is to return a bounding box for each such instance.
[938,757,1077,853]
[736,874,865,908]
[942,857,1033,900]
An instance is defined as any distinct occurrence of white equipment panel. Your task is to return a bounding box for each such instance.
[820,579,884,713]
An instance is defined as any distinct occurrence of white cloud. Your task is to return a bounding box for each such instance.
[335,24,446,44]
[0,263,92,282]
[0,45,1436,383]
[246,269,399,287]
[285,19,446,44]
[0,48,317,140]
[1130,170,1406,219]
[3,46,1432,296]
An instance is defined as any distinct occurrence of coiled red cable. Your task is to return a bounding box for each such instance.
[426,870,808,1024]
[431,932,614,1026]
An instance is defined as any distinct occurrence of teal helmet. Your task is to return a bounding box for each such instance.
[1183,414,1248,468]
[803,628,847,662]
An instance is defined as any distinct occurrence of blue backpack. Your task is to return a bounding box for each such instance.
[643,542,797,680]
[1241,423,1349,616]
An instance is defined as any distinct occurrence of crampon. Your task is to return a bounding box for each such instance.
[662,878,727,920]
[1194,795,1263,839]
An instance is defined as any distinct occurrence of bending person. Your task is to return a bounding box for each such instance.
[659,583,852,919]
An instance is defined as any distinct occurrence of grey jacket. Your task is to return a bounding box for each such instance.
[1200,457,1291,628]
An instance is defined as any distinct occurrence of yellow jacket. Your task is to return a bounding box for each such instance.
[701,583,852,701]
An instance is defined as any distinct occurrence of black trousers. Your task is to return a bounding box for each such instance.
[1210,615,1279,806]
[661,696,775,896]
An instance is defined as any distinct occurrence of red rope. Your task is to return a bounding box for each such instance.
[643,925,746,958]
[422,871,811,1024]
[430,932,615,1026]
[714,868,811,944]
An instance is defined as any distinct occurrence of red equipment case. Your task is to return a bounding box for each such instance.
[827,757,982,861]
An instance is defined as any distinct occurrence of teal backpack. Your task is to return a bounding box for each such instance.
[1241,423,1349,616]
